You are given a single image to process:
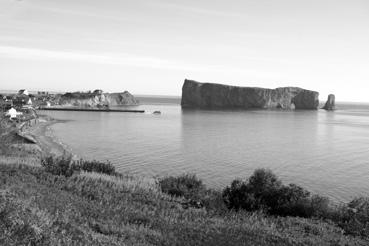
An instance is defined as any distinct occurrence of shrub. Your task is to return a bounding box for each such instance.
[201,189,228,214]
[72,159,116,176]
[41,155,74,177]
[328,197,369,237]
[223,169,330,218]
[310,194,330,217]
[41,156,117,177]
[223,169,284,212]
[159,174,205,200]
[159,174,228,213]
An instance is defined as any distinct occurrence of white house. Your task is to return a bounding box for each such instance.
[6,107,22,119]
[18,89,29,96]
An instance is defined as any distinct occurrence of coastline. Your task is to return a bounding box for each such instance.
[25,115,77,160]
[1,111,369,245]
[0,113,77,167]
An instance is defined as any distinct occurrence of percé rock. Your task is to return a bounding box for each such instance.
[322,94,335,110]
[181,79,319,110]
[58,91,139,108]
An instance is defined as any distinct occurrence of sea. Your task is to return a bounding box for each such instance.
[40,97,369,203]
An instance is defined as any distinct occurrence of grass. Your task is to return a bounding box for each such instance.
[0,161,368,245]
[0,115,42,167]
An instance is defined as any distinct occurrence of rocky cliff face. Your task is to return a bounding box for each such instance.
[181,79,319,110]
[58,91,139,108]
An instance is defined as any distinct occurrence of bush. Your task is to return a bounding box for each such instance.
[201,189,228,214]
[41,155,74,177]
[72,160,116,176]
[328,197,369,237]
[41,156,117,177]
[223,169,330,218]
[159,174,205,200]
[159,174,228,213]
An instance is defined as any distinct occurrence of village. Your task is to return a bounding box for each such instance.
[0,89,55,122]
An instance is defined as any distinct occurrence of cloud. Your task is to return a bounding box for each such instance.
[0,45,267,77]
[0,45,174,67]
[150,1,242,18]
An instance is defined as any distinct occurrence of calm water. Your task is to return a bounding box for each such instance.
[42,100,369,203]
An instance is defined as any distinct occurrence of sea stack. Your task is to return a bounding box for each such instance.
[181,79,319,110]
[322,94,335,110]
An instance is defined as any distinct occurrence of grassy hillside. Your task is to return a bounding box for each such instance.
[0,160,368,246]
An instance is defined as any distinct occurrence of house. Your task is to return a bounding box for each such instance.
[18,89,29,96]
[6,107,22,119]
[93,89,103,95]
[13,95,29,108]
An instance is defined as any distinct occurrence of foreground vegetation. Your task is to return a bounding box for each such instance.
[0,156,368,245]
[160,170,369,238]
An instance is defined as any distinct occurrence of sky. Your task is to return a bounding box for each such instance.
[0,0,368,101]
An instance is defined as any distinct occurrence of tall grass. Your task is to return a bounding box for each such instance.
[0,162,367,245]
[41,156,117,177]
[1,151,368,245]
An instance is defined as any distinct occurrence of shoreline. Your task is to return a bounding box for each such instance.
[0,114,75,166]
[26,115,77,159]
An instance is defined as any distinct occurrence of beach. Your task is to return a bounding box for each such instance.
[26,115,73,158]
[0,115,75,167]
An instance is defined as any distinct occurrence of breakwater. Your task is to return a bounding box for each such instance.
[39,107,145,113]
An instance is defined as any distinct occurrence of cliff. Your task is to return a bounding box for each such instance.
[57,91,139,108]
[181,79,319,110]
[322,94,335,110]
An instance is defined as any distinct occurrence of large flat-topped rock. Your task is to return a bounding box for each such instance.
[57,91,139,108]
[181,79,319,110]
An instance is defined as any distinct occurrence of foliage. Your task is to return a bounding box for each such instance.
[327,197,369,237]
[41,156,116,177]
[41,155,74,177]
[62,92,95,100]
[0,116,12,155]
[0,163,366,245]
[159,174,205,200]
[72,159,116,176]
[222,169,330,218]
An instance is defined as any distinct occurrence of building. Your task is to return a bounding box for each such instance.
[18,89,29,96]
[6,107,22,119]
[93,89,103,95]
[37,91,49,95]
[13,95,29,108]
